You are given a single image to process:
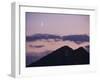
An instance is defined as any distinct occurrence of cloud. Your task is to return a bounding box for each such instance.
[62,35,89,44]
[26,34,89,44]
[29,45,45,48]
[26,33,61,41]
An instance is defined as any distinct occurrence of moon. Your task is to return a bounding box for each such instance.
[40,21,44,27]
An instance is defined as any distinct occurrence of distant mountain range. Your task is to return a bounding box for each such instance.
[27,45,89,67]
[26,34,89,44]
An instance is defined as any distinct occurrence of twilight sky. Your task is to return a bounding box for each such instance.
[26,12,89,36]
[26,12,90,65]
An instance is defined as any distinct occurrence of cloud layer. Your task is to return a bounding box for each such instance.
[26,34,89,44]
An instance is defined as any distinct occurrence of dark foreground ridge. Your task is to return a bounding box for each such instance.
[26,46,89,67]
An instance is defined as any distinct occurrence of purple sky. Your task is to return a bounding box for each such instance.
[26,12,89,36]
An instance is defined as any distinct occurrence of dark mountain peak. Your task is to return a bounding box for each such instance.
[60,45,72,49]
[74,47,89,64]
[74,47,89,56]
[75,47,88,53]
[57,46,73,51]
[51,45,74,56]
[76,47,84,50]
[27,45,75,67]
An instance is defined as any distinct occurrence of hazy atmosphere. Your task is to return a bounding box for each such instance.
[26,12,89,36]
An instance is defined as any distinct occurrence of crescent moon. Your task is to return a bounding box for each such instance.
[41,21,44,27]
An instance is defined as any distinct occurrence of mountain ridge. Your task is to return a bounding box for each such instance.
[27,45,89,67]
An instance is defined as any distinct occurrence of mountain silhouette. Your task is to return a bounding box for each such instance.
[74,47,89,64]
[27,46,89,67]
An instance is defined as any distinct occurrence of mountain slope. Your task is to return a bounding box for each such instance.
[27,46,89,67]
[74,47,89,64]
